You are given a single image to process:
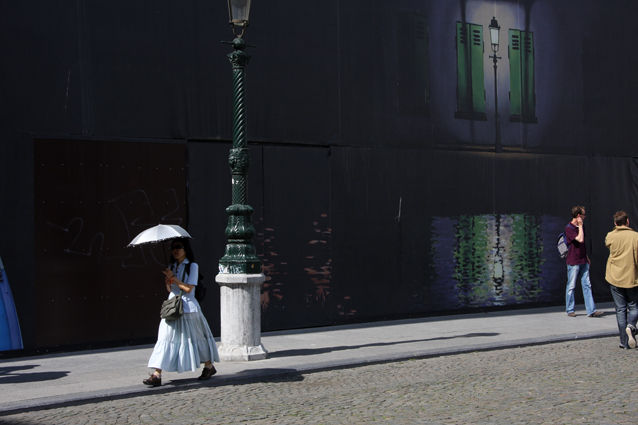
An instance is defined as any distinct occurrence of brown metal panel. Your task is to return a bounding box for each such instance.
[34,139,186,348]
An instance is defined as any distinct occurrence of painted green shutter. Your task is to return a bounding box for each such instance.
[521,31,536,121]
[456,22,486,120]
[469,25,485,114]
[414,13,429,110]
[397,11,429,114]
[509,30,522,118]
[509,29,537,122]
[456,22,472,113]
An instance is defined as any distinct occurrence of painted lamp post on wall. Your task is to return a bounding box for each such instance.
[489,17,502,153]
[215,0,268,361]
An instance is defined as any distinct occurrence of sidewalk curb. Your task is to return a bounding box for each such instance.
[0,329,616,416]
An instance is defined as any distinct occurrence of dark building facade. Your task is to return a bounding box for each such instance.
[1,0,637,352]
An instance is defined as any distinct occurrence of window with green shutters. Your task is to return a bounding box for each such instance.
[455,22,486,120]
[509,29,537,123]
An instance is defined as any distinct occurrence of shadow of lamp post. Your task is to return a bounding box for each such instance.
[489,17,502,153]
[215,0,268,361]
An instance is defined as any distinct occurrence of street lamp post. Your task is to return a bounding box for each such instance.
[489,17,502,153]
[215,0,267,361]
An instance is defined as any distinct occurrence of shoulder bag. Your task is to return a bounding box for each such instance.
[160,290,183,321]
[160,263,185,321]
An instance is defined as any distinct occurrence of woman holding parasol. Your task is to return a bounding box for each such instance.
[129,225,219,386]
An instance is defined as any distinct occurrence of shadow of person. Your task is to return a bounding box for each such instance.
[268,332,500,358]
[143,368,304,395]
[0,365,38,375]
[0,365,69,384]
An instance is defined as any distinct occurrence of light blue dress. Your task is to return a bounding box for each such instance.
[148,259,220,372]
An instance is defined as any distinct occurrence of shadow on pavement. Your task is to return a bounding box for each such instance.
[566,311,613,318]
[267,332,500,358]
[0,368,303,418]
[0,365,38,375]
[0,372,70,385]
[0,365,69,384]
[169,367,305,387]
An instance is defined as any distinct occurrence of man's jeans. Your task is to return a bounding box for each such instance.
[609,284,638,347]
[566,263,596,315]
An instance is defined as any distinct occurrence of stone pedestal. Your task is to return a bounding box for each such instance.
[215,273,267,361]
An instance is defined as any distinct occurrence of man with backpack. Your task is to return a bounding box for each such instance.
[564,205,603,318]
[605,210,638,349]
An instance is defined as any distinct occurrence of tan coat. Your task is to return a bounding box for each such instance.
[605,226,638,288]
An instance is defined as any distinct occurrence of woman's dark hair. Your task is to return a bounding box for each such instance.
[169,238,196,264]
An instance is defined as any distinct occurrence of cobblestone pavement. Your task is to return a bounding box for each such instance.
[1,336,636,425]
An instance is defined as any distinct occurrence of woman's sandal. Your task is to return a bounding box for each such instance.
[198,365,217,380]
[143,374,162,387]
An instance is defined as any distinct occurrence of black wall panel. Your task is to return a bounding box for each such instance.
[34,140,187,347]
[2,0,638,350]
[257,146,332,328]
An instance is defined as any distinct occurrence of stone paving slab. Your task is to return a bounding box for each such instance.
[0,303,616,414]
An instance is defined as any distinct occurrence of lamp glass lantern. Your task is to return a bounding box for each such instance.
[228,0,251,29]
[489,17,500,53]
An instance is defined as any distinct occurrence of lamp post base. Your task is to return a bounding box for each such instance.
[215,272,267,361]
[217,343,268,361]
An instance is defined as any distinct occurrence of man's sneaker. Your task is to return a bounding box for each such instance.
[626,325,637,349]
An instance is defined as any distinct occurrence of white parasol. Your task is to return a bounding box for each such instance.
[127,224,192,247]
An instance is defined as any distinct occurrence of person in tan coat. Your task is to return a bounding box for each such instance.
[605,210,638,349]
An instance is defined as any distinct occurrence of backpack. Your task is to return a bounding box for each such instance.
[185,262,207,302]
[557,232,569,259]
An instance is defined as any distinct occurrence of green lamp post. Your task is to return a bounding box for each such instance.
[219,0,261,275]
[488,17,502,153]
[216,0,267,361]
